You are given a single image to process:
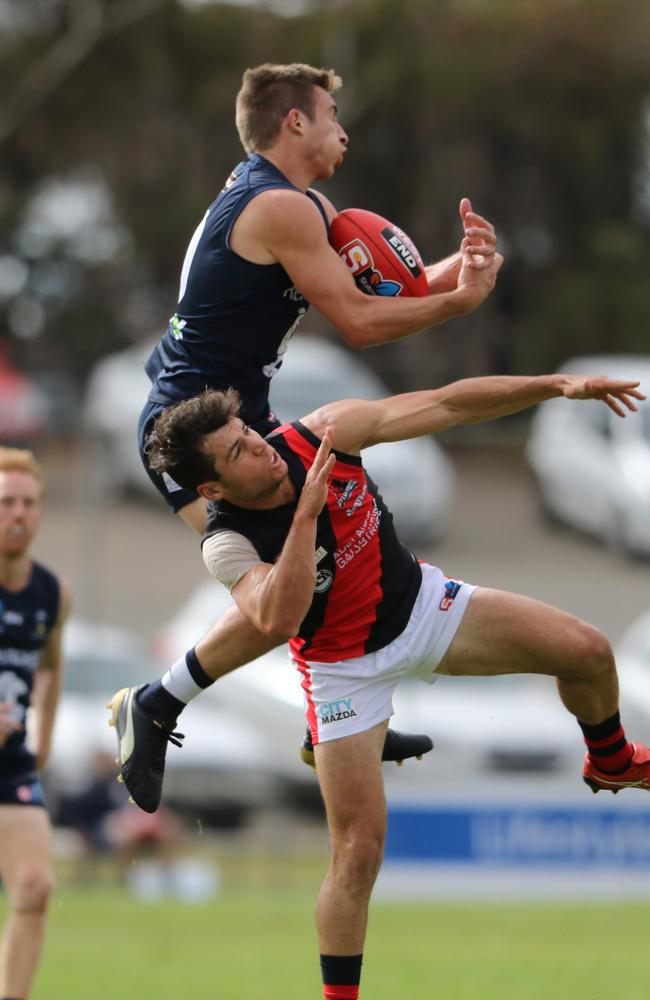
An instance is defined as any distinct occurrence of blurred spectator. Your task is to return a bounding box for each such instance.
[58,749,217,900]
[57,749,126,854]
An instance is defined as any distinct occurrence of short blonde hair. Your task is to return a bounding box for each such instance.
[236,62,342,154]
[0,447,44,488]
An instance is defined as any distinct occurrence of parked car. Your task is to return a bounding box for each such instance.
[162,581,650,805]
[156,579,585,802]
[83,339,159,499]
[84,335,455,546]
[43,619,291,827]
[526,355,650,557]
[615,608,650,736]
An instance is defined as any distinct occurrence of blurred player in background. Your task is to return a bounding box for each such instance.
[0,448,71,1000]
[137,366,646,1000]
[124,61,502,798]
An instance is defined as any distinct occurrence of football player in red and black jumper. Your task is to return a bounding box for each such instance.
[134,365,647,1000]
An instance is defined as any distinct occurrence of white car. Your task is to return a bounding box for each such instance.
[83,339,159,499]
[615,609,650,736]
[84,335,455,546]
[156,580,584,798]
[526,355,650,557]
[165,581,650,805]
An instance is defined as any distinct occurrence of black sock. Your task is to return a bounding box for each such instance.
[136,681,184,723]
[320,953,363,999]
[579,710,634,774]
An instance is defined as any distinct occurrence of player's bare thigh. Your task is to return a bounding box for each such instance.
[438,586,610,679]
[0,805,53,894]
[315,721,387,835]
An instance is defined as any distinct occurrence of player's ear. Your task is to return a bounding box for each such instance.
[285,108,304,136]
[197,481,223,502]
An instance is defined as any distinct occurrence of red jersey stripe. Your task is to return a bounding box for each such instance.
[284,427,384,660]
[294,649,319,744]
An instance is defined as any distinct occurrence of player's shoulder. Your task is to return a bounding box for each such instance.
[56,576,73,624]
[31,561,72,623]
[30,559,59,591]
[307,189,337,223]
[253,185,327,224]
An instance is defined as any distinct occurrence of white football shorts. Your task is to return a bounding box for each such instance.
[295,562,477,745]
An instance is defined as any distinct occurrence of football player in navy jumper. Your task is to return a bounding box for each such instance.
[0,448,71,1000]
[137,367,646,1000]
[126,62,503,802]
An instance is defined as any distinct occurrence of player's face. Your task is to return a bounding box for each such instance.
[0,471,43,559]
[204,418,290,505]
[303,86,348,180]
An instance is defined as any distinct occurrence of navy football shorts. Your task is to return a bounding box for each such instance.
[138,397,281,513]
[0,762,45,808]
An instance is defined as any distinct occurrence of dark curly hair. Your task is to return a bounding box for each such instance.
[146,388,241,491]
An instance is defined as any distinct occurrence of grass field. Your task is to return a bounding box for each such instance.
[7,883,649,1000]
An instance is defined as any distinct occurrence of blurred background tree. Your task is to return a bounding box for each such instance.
[0,0,649,407]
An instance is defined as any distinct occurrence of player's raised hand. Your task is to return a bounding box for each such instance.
[457,244,503,306]
[298,432,336,519]
[459,197,498,269]
[562,376,646,417]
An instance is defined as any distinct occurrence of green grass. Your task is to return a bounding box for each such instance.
[11,885,650,999]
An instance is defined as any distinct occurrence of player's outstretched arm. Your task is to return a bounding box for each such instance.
[256,190,502,347]
[231,436,335,641]
[304,375,645,453]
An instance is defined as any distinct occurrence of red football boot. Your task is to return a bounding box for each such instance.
[583,742,650,794]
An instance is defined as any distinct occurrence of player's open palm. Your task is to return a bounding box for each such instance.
[563,376,646,417]
[299,433,336,520]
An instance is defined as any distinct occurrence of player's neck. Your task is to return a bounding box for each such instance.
[223,477,296,511]
[0,551,33,591]
[257,146,314,193]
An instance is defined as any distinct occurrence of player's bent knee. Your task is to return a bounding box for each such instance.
[563,622,614,679]
[333,828,385,887]
[13,868,55,912]
[580,623,614,671]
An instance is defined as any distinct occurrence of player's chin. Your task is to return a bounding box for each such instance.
[5,527,29,545]
[317,157,341,180]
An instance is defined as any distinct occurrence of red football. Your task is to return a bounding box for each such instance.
[329,208,428,297]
